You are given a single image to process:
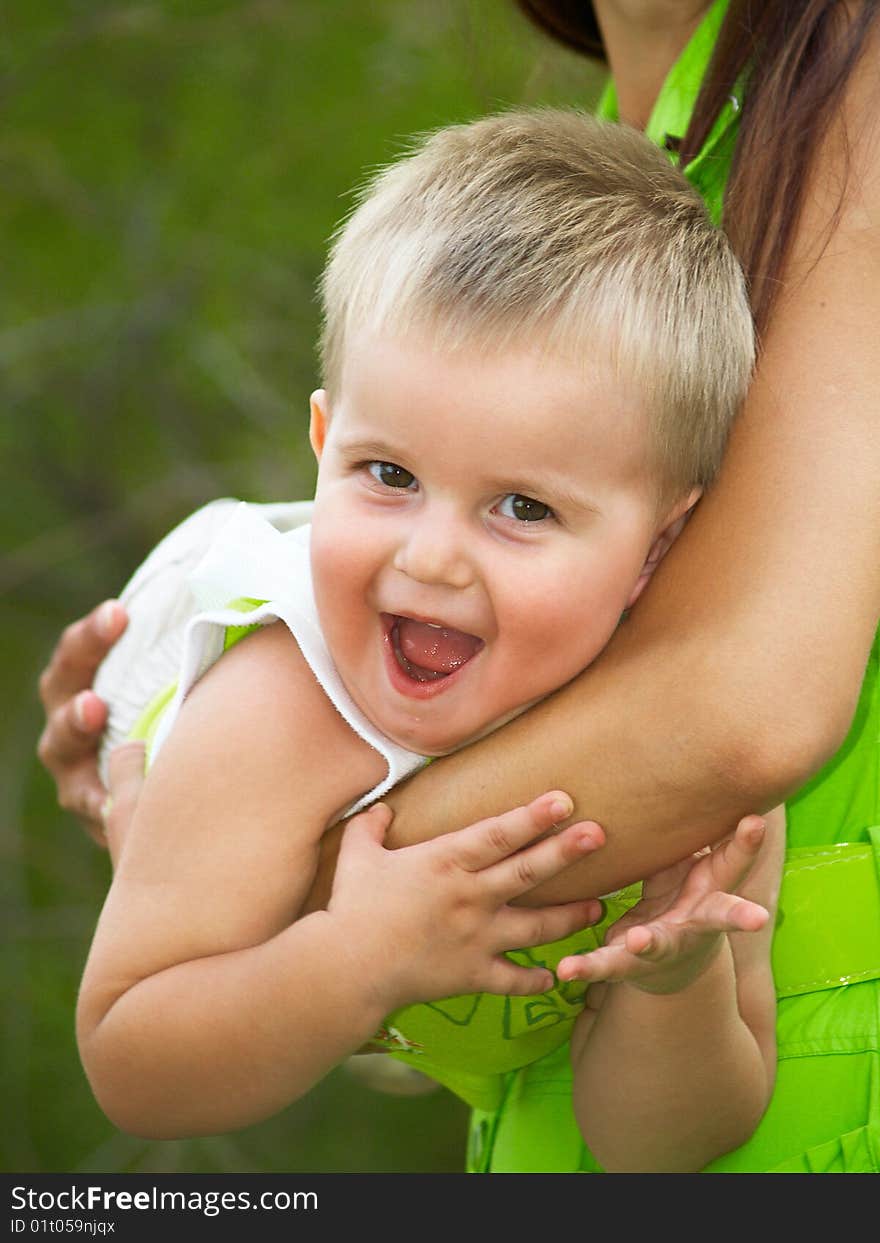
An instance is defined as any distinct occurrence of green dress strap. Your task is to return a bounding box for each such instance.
[596,0,741,225]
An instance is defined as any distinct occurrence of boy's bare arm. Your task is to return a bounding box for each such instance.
[567,808,783,1172]
[75,623,389,1136]
[77,624,602,1139]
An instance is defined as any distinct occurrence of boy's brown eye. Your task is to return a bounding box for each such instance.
[500,493,552,522]
[368,461,416,489]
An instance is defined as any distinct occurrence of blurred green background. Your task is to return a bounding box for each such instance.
[2,0,602,1173]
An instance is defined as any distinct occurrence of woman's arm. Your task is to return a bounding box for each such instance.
[362,28,880,902]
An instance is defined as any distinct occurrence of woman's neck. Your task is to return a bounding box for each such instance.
[593,1,712,128]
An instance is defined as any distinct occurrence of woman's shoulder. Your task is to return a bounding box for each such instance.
[788,11,880,265]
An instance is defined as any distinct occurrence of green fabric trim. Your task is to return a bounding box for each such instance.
[596,0,740,225]
[596,0,728,139]
[222,597,266,652]
[129,680,178,754]
[128,596,268,755]
[772,836,880,998]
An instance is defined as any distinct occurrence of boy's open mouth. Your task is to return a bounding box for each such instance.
[383,614,484,685]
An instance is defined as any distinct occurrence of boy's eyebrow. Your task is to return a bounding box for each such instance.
[335,435,403,460]
[493,476,603,516]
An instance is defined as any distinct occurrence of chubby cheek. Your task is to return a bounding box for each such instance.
[501,578,628,695]
[309,517,373,644]
[311,494,375,578]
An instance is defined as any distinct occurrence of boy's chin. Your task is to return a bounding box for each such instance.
[471,696,546,742]
[411,700,545,757]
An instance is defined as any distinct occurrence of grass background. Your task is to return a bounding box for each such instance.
[2,0,603,1173]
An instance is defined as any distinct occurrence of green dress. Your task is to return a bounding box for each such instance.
[467,0,880,1173]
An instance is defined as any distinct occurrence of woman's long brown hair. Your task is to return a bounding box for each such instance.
[516,1,879,334]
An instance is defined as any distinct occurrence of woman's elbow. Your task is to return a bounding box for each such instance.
[747,711,854,806]
[706,673,861,809]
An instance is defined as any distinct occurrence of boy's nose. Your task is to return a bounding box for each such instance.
[392,517,475,590]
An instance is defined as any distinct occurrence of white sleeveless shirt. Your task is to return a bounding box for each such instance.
[95,500,426,817]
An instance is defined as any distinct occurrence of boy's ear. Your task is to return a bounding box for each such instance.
[309,390,330,460]
[626,488,702,609]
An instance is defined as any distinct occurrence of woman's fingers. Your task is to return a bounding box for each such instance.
[36,601,129,842]
[37,687,111,840]
[49,759,109,845]
[36,601,126,783]
[38,691,108,772]
[38,600,127,711]
[101,742,147,858]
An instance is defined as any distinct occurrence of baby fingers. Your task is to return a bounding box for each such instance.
[689,890,770,934]
[555,925,697,984]
[447,791,583,873]
[557,915,718,984]
[493,898,603,955]
[703,816,766,893]
[622,890,768,962]
[487,819,604,900]
[480,957,558,997]
[556,940,645,985]
[480,822,606,911]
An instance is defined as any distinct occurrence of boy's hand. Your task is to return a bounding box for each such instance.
[36,600,128,843]
[557,815,769,997]
[328,792,606,1011]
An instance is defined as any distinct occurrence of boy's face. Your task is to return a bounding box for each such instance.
[309,330,695,756]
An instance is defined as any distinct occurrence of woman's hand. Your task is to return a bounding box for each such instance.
[100,742,147,868]
[329,791,606,1010]
[36,599,128,843]
[558,815,769,997]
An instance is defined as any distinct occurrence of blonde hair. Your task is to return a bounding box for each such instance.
[319,108,754,497]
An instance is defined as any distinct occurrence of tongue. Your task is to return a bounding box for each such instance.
[396,618,482,674]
